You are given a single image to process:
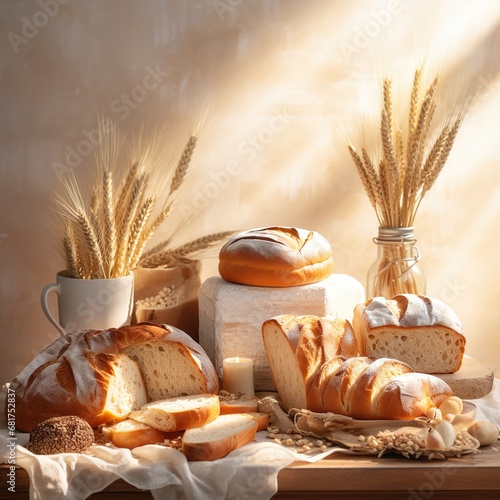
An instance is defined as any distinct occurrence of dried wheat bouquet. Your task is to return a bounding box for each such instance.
[347,67,469,229]
[346,67,472,297]
[53,121,235,279]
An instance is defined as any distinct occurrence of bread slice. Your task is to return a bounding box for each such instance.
[347,358,413,419]
[218,394,259,415]
[245,412,269,431]
[105,419,173,449]
[129,394,220,432]
[307,356,346,412]
[353,294,466,373]
[182,414,258,461]
[262,315,358,411]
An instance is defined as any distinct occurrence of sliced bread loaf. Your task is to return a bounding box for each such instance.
[10,323,219,432]
[129,394,220,432]
[182,413,258,461]
[262,315,358,411]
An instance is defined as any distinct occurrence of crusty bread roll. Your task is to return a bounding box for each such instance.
[262,314,453,420]
[182,414,258,461]
[8,323,219,432]
[129,394,220,432]
[105,419,174,449]
[353,294,466,373]
[218,226,333,287]
[262,315,358,411]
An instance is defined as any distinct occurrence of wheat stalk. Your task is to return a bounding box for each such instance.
[139,231,237,268]
[125,196,156,273]
[102,168,116,273]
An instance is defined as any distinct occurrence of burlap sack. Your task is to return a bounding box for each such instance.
[132,259,201,341]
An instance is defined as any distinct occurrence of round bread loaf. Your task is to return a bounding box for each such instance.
[218,226,333,287]
[7,323,219,432]
[28,416,94,454]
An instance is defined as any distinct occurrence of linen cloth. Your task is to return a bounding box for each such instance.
[1,379,499,500]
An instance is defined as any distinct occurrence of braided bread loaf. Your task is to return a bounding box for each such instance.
[262,315,453,420]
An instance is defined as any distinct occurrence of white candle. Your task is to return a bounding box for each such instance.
[222,356,255,397]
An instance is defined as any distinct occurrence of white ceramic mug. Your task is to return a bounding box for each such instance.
[41,271,134,336]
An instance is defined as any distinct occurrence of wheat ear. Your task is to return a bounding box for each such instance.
[125,196,156,273]
[102,168,116,274]
[75,208,105,278]
[408,67,422,141]
[347,145,377,209]
[113,173,146,276]
[168,135,197,197]
[114,162,139,224]
[63,221,80,278]
[423,118,461,195]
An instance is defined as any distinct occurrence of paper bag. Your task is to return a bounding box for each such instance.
[132,259,201,341]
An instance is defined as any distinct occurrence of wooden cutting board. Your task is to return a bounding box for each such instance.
[434,354,495,400]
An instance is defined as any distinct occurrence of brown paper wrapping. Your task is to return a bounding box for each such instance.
[132,259,201,341]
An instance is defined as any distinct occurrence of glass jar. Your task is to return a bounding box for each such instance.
[366,227,426,299]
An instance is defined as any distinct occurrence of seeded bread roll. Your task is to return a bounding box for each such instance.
[218,226,334,287]
[262,314,453,420]
[8,323,219,432]
[352,294,466,373]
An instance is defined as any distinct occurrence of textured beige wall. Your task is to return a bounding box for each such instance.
[1,0,500,384]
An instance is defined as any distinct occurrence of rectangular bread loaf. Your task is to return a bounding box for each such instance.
[352,294,466,374]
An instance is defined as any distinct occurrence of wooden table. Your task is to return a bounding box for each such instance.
[2,443,500,499]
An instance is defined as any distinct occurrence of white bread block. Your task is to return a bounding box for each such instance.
[199,274,365,391]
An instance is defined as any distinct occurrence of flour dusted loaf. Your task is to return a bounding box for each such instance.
[218,226,334,287]
[353,294,466,374]
[8,323,219,432]
[262,314,453,420]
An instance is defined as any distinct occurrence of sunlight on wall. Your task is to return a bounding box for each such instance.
[2,0,500,383]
